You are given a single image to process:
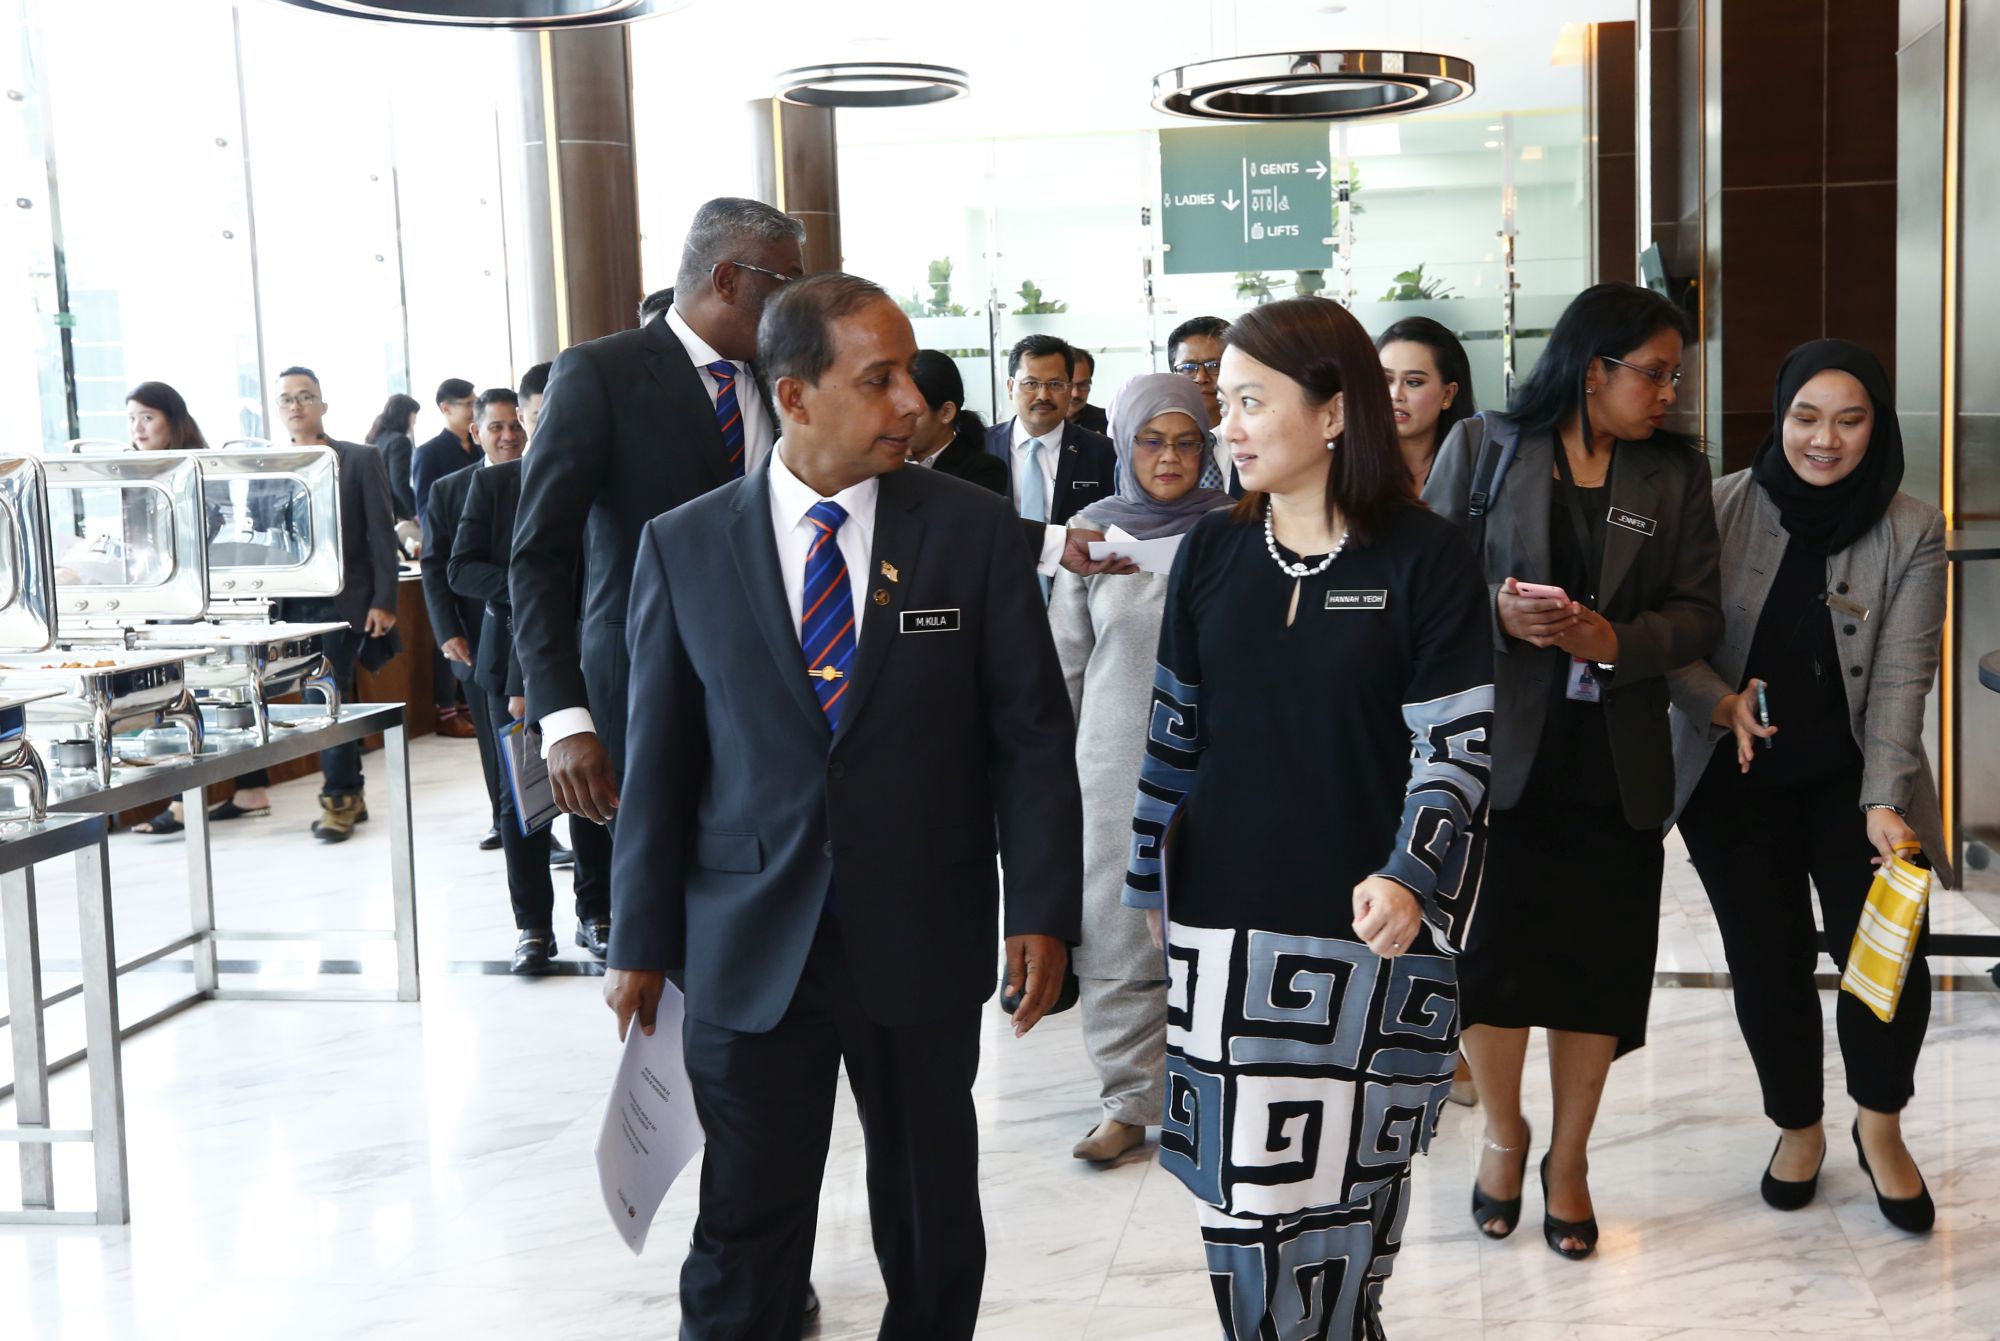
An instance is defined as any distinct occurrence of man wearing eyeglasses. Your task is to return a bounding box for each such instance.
[1166,314,1243,497]
[983,335,1118,589]
[513,196,806,940]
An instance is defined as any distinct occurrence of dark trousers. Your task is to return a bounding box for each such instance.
[485,693,560,928]
[317,628,364,797]
[570,809,613,921]
[1677,747,1930,1128]
[433,647,463,712]
[679,917,985,1341]
[464,679,502,823]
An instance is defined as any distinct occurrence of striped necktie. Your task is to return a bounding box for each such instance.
[706,360,746,478]
[1198,448,1226,491]
[800,500,857,729]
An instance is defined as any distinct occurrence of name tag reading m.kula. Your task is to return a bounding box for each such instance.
[900,608,961,633]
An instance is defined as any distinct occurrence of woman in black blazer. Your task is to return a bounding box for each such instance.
[365,393,422,525]
[1423,283,1723,1259]
[906,350,1007,495]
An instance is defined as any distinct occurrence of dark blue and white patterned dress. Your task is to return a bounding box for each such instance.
[1123,505,1492,1341]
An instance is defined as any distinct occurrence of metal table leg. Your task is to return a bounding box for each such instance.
[385,720,420,1002]
[74,832,128,1223]
[1,867,52,1210]
[184,783,218,994]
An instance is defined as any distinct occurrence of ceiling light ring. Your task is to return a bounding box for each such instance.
[776,62,971,109]
[1153,49,1475,122]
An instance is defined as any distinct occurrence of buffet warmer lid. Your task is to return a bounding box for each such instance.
[193,447,343,605]
[45,452,209,625]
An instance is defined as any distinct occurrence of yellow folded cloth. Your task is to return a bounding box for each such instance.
[1841,841,1930,1024]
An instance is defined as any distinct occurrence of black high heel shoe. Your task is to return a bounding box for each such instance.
[1470,1121,1531,1239]
[1760,1131,1825,1210]
[1540,1155,1600,1260]
[1852,1120,1935,1233]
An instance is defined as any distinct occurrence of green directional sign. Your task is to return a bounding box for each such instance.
[1159,124,1336,275]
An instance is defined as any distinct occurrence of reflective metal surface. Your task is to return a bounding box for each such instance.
[193,447,344,605]
[0,650,205,785]
[0,457,59,655]
[1152,50,1477,122]
[129,620,345,744]
[43,452,209,624]
[264,0,692,28]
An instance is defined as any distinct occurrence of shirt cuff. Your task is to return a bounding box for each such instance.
[538,706,596,757]
[1120,883,1163,910]
[1036,524,1065,577]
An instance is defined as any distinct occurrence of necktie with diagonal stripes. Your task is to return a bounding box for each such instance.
[1198,452,1226,491]
[706,360,746,478]
[800,500,856,730]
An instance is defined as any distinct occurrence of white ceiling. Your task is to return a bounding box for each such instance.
[632,0,1638,143]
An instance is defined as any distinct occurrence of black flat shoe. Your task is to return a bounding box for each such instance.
[1470,1121,1531,1239]
[549,836,575,868]
[1540,1155,1600,1260]
[803,1281,820,1325]
[1760,1132,1825,1210]
[511,928,555,975]
[1853,1120,1935,1233]
[576,918,611,959]
[479,824,503,851]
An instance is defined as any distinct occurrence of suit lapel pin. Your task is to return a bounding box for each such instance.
[880,560,899,584]
[873,589,890,606]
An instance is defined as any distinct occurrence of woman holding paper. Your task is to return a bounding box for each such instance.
[1667,339,1946,1232]
[1050,374,1231,1163]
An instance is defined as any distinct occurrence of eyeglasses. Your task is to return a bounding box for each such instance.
[1014,378,1070,395]
[1173,360,1222,377]
[1601,355,1683,388]
[1133,435,1207,455]
[276,392,321,408]
[711,260,795,285]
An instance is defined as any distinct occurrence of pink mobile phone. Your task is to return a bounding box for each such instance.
[1514,581,1571,603]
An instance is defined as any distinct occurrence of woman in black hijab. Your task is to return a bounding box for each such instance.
[1667,338,1947,1234]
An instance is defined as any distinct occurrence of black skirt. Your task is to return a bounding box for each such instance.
[1458,800,1665,1056]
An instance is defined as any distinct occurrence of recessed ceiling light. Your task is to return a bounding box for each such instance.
[1487,123,1503,131]
[1483,139,1502,148]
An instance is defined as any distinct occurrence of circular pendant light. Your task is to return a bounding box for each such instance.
[1153,50,1475,121]
[262,0,692,28]
[776,62,971,109]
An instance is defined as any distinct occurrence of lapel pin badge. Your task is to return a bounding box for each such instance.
[873,589,890,606]
[880,560,899,583]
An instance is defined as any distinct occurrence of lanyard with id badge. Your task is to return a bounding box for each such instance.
[1550,444,1611,704]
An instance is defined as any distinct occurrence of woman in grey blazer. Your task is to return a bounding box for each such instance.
[1050,374,1232,1164]
[1668,339,1945,1233]
[1424,283,1723,1259]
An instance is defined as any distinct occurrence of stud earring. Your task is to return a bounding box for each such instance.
[1325,439,1338,451]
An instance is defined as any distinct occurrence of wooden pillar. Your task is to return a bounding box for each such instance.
[1587,21,1638,285]
[511,26,642,357]
[750,99,842,273]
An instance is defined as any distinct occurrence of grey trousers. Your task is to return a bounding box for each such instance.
[1080,976,1167,1126]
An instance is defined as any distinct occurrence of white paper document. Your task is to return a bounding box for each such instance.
[595,983,706,1255]
[1087,533,1185,574]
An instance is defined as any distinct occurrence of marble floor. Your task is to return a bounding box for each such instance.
[3,728,1999,1340]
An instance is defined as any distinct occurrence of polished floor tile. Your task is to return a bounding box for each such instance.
[3,729,1998,1339]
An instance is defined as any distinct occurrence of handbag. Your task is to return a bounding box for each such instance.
[1840,841,1930,1024]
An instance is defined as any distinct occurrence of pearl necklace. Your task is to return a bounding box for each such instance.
[1264,504,1347,578]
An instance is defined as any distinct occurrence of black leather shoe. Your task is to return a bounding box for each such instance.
[1760,1131,1825,1210]
[1540,1155,1600,1260]
[479,824,503,851]
[1853,1120,1935,1233]
[576,918,611,959]
[549,835,575,868]
[511,928,555,975]
[803,1281,820,1326]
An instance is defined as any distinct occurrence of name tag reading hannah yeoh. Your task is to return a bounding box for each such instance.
[900,608,961,634]
[1324,589,1389,612]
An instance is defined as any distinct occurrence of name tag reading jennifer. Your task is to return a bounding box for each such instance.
[1607,507,1657,536]
[900,608,961,633]
[1324,589,1389,612]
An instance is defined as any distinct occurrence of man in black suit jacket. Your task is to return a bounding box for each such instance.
[605,275,1082,1340]
[1066,346,1109,435]
[450,393,607,973]
[511,196,805,863]
[420,398,514,856]
[270,366,400,842]
[914,423,1007,494]
[985,335,1119,586]
[410,378,478,517]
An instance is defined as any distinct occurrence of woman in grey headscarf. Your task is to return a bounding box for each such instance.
[1051,373,1233,1162]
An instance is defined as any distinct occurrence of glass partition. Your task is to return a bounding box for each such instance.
[204,477,314,568]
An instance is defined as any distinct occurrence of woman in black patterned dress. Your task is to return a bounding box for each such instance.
[1123,298,1493,1341]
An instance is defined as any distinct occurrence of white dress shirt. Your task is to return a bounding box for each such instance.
[768,442,877,652]
[540,306,782,755]
[1011,417,1068,576]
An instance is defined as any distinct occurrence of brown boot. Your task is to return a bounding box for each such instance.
[312,793,364,843]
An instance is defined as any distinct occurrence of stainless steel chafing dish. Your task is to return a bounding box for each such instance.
[129,447,347,743]
[0,687,62,820]
[0,453,207,783]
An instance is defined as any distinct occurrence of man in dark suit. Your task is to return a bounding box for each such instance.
[1066,345,1109,435]
[450,390,605,972]
[604,274,1082,1341]
[410,377,479,517]
[1166,314,1245,497]
[271,366,400,842]
[420,393,512,856]
[912,423,1006,494]
[985,335,1118,585]
[511,196,805,865]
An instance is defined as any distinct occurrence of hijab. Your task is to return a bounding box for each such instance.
[1073,374,1233,541]
[1750,338,1904,556]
